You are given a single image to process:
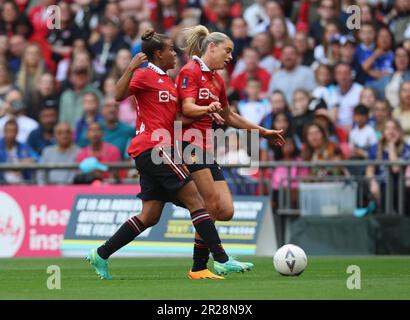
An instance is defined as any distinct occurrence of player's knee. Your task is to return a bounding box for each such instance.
[145,214,160,227]
[137,213,160,228]
[204,194,221,218]
[218,204,234,221]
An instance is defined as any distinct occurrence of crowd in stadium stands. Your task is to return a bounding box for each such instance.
[0,0,409,210]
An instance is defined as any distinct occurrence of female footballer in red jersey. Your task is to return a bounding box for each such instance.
[86,29,250,280]
[176,25,285,273]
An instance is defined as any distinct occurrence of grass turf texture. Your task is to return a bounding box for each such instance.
[0,256,409,300]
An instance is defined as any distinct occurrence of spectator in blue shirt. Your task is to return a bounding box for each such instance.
[26,105,58,156]
[0,119,38,184]
[362,27,395,84]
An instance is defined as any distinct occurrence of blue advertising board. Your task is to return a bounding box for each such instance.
[61,194,276,257]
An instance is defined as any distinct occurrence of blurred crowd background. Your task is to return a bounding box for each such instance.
[0,0,409,211]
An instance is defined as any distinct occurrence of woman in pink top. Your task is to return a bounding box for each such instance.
[75,122,121,179]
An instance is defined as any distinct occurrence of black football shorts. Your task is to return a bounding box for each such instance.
[179,141,225,181]
[134,147,192,202]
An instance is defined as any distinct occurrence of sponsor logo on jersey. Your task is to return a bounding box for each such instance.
[198,88,210,99]
[159,91,170,102]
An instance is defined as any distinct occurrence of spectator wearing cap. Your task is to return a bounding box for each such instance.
[76,122,121,179]
[268,45,316,105]
[339,34,366,84]
[0,89,38,143]
[99,99,135,159]
[73,156,108,185]
[0,119,38,184]
[59,64,103,129]
[26,105,58,156]
[91,16,130,81]
[36,122,80,185]
[28,73,60,121]
[230,47,271,99]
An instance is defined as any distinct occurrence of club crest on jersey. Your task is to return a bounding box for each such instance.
[159,91,170,102]
[198,88,210,100]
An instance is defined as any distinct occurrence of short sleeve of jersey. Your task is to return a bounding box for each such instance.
[177,67,200,100]
[129,70,145,95]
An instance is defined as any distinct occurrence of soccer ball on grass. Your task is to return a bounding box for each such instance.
[273,244,307,276]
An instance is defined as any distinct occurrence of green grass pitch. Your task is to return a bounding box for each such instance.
[0,256,409,300]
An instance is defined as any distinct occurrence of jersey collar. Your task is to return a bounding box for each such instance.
[192,55,211,72]
[147,62,167,75]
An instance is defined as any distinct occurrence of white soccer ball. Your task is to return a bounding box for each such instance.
[273,244,307,276]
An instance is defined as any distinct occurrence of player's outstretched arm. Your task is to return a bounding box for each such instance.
[115,52,147,101]
[220,105,285,146]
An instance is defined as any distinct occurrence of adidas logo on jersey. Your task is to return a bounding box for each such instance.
[201,76,206,81]
[158,79,164,83]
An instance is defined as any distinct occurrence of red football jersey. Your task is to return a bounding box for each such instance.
[127,63,178,158]
[176,56,229,151]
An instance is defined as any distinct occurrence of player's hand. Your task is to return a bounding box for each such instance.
[129,53,148,71]
[210,112,225,125]
[206,102,222,114]
[263,129,285,146]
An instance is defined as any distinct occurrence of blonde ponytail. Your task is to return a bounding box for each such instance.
[183,25,210,58]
